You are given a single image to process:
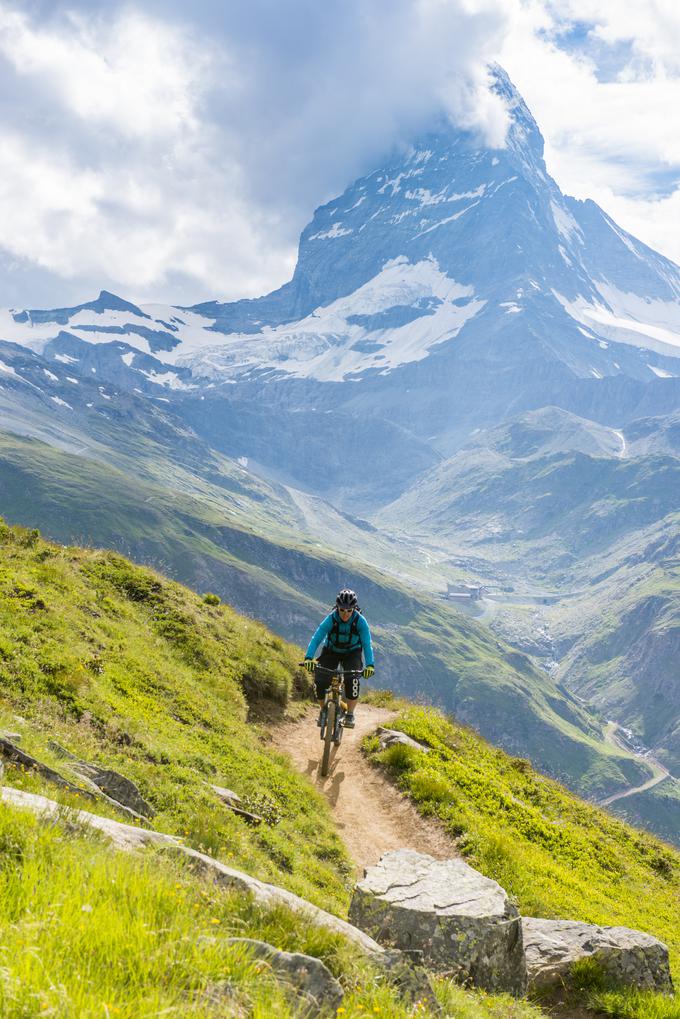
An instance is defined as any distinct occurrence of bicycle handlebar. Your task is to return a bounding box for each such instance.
[298,662,365,675]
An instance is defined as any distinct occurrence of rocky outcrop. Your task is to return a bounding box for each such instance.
[523,918,674,993]
[226,938,343,1013]
[5,784,672,1001]
[0,737,97,801]
[0,785,384,958]
[1,786,174,851]
[349,849,527,995]
[49,740,154,818]
[376,728,430,753]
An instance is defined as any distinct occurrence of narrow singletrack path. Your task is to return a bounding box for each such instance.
[271,704,458,875]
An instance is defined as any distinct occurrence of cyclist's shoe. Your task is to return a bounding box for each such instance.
[343,712,356,729]
[317,708,326,728]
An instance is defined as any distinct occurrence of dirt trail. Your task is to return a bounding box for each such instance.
[271,705,458,876]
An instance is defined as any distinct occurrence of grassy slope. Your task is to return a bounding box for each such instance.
[0,520,546,1018]
[0,432,653,804]
[367,705,680,985]
[556,558,680,771]
[0,799,549,1019]
[608,778,680,853]
[376,448,680,575]
[0,518,349,909]
[1,524,678,1017]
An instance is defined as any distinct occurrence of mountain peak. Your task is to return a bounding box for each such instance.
[91,291,149,318]
[489,64,546,174]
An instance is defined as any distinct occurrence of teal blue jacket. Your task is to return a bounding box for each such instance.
[306,610,374,667]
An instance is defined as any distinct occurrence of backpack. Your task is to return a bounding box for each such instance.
[327,607,362,650]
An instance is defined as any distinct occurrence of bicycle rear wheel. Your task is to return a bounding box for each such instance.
[321,700,336,776]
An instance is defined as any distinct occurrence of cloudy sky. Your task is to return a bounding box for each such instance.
[0,0,679,308]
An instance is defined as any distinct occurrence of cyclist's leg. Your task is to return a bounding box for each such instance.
[314,650,340,706]
[342,650,363,716]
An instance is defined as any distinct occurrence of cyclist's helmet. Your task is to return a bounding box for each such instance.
[336,588,358,611]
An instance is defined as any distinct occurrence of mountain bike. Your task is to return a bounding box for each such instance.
[304,663,363,777]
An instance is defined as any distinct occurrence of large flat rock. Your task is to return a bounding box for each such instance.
[523,918,674,993]
[349,849,527,994]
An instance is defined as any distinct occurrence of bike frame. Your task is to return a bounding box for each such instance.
[312,663,363,776]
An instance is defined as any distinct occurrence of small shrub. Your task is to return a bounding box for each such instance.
[203,592,221,606]
[649,853,674,879]
[364,688,399,708]
[240,660,290,706]
[380,742,421,773]
[570,956,608,993]
[409,768,452,803]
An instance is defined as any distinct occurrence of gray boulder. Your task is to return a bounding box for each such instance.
[376,727,430,753]
[523,918,674,993]
[48,740,154,818]
[349,849,527,995]
[226,938,343,1013]
[78,765,155,818]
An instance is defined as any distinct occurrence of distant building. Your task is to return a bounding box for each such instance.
[445,582,483,602]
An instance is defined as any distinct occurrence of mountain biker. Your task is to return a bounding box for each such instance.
[302,589,374,729]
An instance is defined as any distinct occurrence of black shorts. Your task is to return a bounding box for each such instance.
[314,648,362,700]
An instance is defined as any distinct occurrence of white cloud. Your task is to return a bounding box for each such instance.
[0,6,206,139]
[0,0,679,308]
[499,0,680,265]
[0,0,512,305]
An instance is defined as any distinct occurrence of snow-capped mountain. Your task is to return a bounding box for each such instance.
[1,67,679,502]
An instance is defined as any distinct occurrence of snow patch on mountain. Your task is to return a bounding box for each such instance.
[551,201,584,245]
[178,257,484,383]
[309,223,353,240]
[0,359,19,378]
[1,303,218,362]
[555,285,680,358]
[648,364,675,378]
[50,395,72,410]
[0,310,64,348]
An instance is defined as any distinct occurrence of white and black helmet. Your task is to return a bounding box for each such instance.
[336,588,358,610]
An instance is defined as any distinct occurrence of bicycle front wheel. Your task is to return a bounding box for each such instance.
[321,700,336,776]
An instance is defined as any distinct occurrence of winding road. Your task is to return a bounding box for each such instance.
[600,722,671,807]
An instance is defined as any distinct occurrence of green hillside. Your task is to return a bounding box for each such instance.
[0,519,440,1017]
[0,517,349,908]
[366,704,680,1015]
[556,554,680,774]
[377,445,679,575]
[0,518,555,1018]
[374,433,680,844]
[0,432,654,805]
[1,522,679,1017]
